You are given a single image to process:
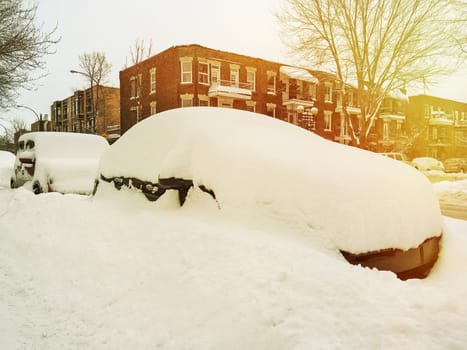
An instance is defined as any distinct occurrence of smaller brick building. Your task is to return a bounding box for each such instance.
[50,85,120,141]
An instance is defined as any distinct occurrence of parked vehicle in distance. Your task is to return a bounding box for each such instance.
[11,132,109,195]
[378,152,412,165]
[0,150,15,187]
[443,158,467,173]
[411,157,445,172]
[94,107,443,280]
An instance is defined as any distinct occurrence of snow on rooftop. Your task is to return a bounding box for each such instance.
[280,66,319,84]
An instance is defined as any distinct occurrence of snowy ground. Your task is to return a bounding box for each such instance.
[0,180,466,349]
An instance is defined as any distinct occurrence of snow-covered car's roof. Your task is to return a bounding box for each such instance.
[98,107,442,254]
[18,132,109,159]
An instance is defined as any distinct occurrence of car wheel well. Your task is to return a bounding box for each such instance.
[32,180,42,195]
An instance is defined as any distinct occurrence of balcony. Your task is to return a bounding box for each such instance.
[208,80,252,100]
[282,92,316,108]
[335,105,362,115]
[429,117,454,126]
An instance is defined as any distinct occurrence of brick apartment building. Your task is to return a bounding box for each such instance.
[406,94,467,159]
[50,85,120,142]
[120,44,406,150]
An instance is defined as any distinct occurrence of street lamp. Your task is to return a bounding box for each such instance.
[17,104,43,131]
[70,69,96,134]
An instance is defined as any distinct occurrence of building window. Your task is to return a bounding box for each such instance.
[424,104,433,118]
[150,101,157,115]
[267,71,276,95]
[246,67,256,91]
[211,62,220,85]
[230,64,239,87]
[309,83,317,99]
[432,127,438,140]
[266,103,276,118]
[130,77,136,99]
[324,83,333,103]
[383,121,390,140]
[198,95,210,106]
[149,68,156,94]
[340,114,348,137]
[180,94,193,107]
[180,58,193,84]
[199,61,209,85]
[246,100,256,113]
[347,91,354,106]
[324,111,332,131]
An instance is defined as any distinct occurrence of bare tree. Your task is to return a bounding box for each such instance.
[73,52,112,133]
[125,38,153,68]
[277,0,467,146]
[0,116,28,145]
[0,0,59,109]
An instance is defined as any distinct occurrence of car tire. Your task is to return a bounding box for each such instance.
[10,178,16,189]
[32,181,42,195]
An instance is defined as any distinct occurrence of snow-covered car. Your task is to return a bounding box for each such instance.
[443,158,467,173]
[11,132,109,195]
[0,150,15,187]
[411,157,445,172]
[95,107,443,280]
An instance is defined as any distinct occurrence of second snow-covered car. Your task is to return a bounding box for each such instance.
[94,107,443,280]
[11,132,109,195]
[412,157,445,172]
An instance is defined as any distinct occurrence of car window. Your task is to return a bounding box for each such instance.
[25,140,35,150]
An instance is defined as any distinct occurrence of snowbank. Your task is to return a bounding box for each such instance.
[0,187,466,349]
[0,150,15,187]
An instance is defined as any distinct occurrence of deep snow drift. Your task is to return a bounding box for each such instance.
[0,186,466,349]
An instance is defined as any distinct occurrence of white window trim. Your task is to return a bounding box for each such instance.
[198,94,210,106]
[180,57,193,84]
[324,111,332,131]
[198,60,210,85]
[150,101,157,115]
[230,64,240,87]
[208,60,221,85]
[324,82,333,103]
[246,67,256,91]
[246,100,256,113]
[267,71,277,95]
[180,93,194,107]
[130,76,136,99]
[149,68,156,94]
[266,103,276,118]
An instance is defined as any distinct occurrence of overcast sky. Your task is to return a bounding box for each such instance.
[6,0,467,125]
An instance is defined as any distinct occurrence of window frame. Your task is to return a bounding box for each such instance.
[180,58,193,84]
[324,110,333,131]
[267,71,277,95]
[198,61,210,85]
[149,68,156,94]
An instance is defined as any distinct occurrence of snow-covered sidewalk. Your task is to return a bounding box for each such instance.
[0,187,466,349]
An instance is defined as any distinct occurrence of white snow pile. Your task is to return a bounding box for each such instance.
[0,150,15,187]
[434,179,467,205]
[0,186,466,349]
[98,107,442,254]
